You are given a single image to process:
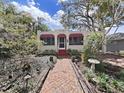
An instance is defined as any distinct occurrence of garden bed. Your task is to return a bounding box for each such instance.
[100,53,124,68]
[0,56,57,93]
[77,61,124,93]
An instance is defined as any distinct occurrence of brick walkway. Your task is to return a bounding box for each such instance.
[40,59,84,93]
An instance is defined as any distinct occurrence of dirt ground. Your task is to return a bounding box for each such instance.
[100,53,124,68]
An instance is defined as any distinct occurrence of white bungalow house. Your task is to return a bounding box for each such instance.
[37,30,89,56]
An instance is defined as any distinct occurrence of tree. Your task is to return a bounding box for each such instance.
[37,24,50,31]
[36,17,50,31]
[60,0,124,52]
[0,2,48,57]
[61,0,124,32]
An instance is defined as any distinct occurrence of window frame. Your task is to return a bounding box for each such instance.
[69,36,83,45]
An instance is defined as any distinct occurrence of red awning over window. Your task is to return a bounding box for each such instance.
[69,33,83,37]
[40,34,54,39]
[58,34,66,37]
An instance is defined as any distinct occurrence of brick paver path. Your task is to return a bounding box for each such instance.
[40,59,84,93]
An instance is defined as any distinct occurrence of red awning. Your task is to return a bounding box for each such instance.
[58,34,66,37]
[69,33,83,37]
[40,34,54,39]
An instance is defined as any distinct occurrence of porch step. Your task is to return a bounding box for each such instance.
[57,50,69,58]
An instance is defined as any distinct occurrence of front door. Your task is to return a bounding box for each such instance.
[58,37,66,49]
[57,35,67,57]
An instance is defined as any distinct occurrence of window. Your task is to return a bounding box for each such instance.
[60,38,64,42]
[40,34,55,45]
[41,37,54,45]
[69,37,83,45]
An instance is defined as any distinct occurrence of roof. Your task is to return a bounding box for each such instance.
[40,34,54,38]
[38,30,88,35]
[69,33,83,37]
[108,33,124,41]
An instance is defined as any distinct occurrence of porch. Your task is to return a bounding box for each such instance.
[39,31,84,57]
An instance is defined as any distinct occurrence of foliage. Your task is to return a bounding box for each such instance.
[0,2,49,57]
[61,0,124,33]
[13,86,29,93]
[83,32,103,63]
[97,73,124,93]
[84,69,96,82]
[83,45,92,63]
[0,2,51,93]
[95,63,105,72]
[116,69,124,81]
[67,49,81,56]
[0,39,11,58]
[84,69,124,93]
[37,23,50,31]
[87,32,103,48]
[61,0,124,54]
[37,50,57,56]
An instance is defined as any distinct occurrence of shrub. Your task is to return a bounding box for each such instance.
[0,40,12,58]
[83,32,103,64]
[85,69,96,82]
[116,69,124,81]
[41,50,57,56]
[67,49,81,56]
[36,50,57,56]
[13,86,29,93]
[95,62,105,72]
[83,46,92,64]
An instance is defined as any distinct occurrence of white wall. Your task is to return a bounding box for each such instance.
[37,30,90,52]
[40,45,57,51]
[68,45,84,51]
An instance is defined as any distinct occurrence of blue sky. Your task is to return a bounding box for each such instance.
[37,0,61,15]
[13,0,61,15]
